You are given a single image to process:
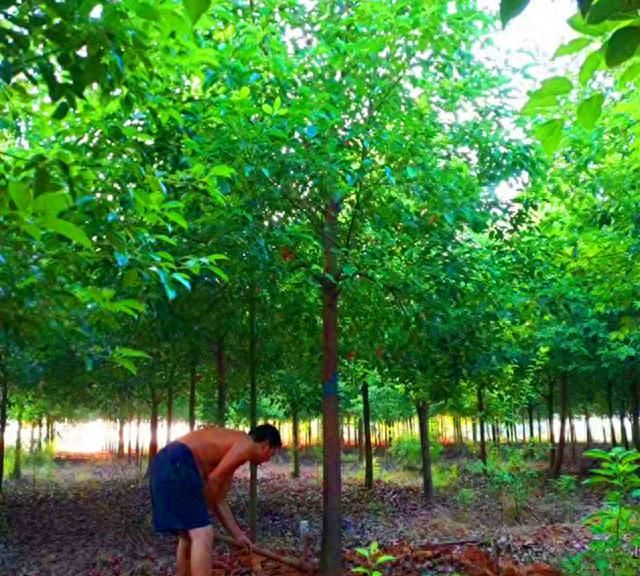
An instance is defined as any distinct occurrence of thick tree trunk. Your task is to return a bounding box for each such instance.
[248,294,258,541]
[216,339,227,427]
[11,415,22,480]
[362,381,373,489]
[478,384,487,470]
[189,356,198,431]
[319,196,342,576]
[292,403,300,479]
[630,377,640,450]
[607,382,617,447]
[117,417,125,458]
[551,373,569,478]
[416,399,433,502]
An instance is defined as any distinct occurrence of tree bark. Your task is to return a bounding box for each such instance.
[216,339,227,427]
[416,399,433,502]
[362,381,373,489]
[357,418,364,462]
[527,402,535,440]
[551,373,569,478]
[607,382,617,447]
[166,385,174,445]
[319,196,342,576]
[478,384,487,470]
[248,293,258,541]
[148,390,160,467]
[620,408,630,449]
[547,378,556,467]
[11,413,22,480]
[189,355,198,431]
[117,417,125,458]
[630,376,640,450]
[0,357,8,492]
[292,403,300,479]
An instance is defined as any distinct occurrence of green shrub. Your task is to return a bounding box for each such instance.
[389,435,443,470]
[351,542,395,576]
[563,448,640,576]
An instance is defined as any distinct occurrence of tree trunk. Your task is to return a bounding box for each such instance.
[319,196,342,575]
[547,379,556,467]
[607,382,617,447]
[148,391,160,467]
[216,339,227,427]
[528,402,535,440]
[135,416,141,466]
[166,386,173,445]
[127,419,133,463]
[0,360,8,492]
[357,419,364,462]
[471,419,477,444]
[630,377,640,450]
[248,293,258,541]
[189,355,198,431]
[569,414,577,461]
[585,409,593,448]
[362,381,373,489]
[11,414,22,480]
[37,418,43,451]
[551,373,569,479]
[292,403,300,479]
[620,409,630,449]
[416,399,433,502]
[117,417,125,458]
[478,384,487,470]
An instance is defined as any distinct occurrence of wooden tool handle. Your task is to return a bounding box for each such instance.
[216,532,317,573]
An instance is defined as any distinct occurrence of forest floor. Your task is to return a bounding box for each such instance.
[0,448,601,576]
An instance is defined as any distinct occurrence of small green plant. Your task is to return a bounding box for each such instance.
[562,448,640,576]
[553,474,579,495]
[389,435,443,471]
[456,487,475,508]
[352,542,395,576]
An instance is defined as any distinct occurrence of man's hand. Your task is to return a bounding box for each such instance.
[234,532,253,553]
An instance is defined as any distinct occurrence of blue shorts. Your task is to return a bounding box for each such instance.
[150,441,211,534]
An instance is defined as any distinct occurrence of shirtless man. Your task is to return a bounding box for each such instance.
[149,424,282,576]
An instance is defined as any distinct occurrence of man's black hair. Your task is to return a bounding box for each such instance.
[249,423,282,448]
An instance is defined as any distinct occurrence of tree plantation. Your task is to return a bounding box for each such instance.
[1,0,640,575]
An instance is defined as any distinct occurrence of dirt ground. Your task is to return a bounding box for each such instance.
[0,453,596,576]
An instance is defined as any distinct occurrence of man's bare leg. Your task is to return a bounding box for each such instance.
[177,532,191,576]
[189,525,214,576]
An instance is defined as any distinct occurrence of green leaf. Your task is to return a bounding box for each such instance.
[52,101,70,120]
[375,554,396,565]
[116,299,146,314]
[211,164,236,178]
[165,211,188,229]
[579,50,603,85]
[262,103,273,115]
[534,119,563,155]
[40,217,92,248]
[554,37,593,57]
[171,272,192,291]
[605,26,640,67]
[500,0,530,27]
[587,0,640,24]
[114,357,137,374]
[537,76,573,96]
[9,181,32,211]
[618,61,640,85]
[183,0,210,25]
[577,92,605,129]
[569,12,620,35]
[114,347,150,359]
[32,192,73,215]
[157,269,177,300]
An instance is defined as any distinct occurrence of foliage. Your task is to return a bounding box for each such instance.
[389,435,443,471]
[352,542,395,576]
[564,448,640,576]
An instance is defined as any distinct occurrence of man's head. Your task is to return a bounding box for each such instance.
[249,423,282,464]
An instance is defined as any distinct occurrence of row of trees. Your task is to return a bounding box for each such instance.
[3,0,640,572]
